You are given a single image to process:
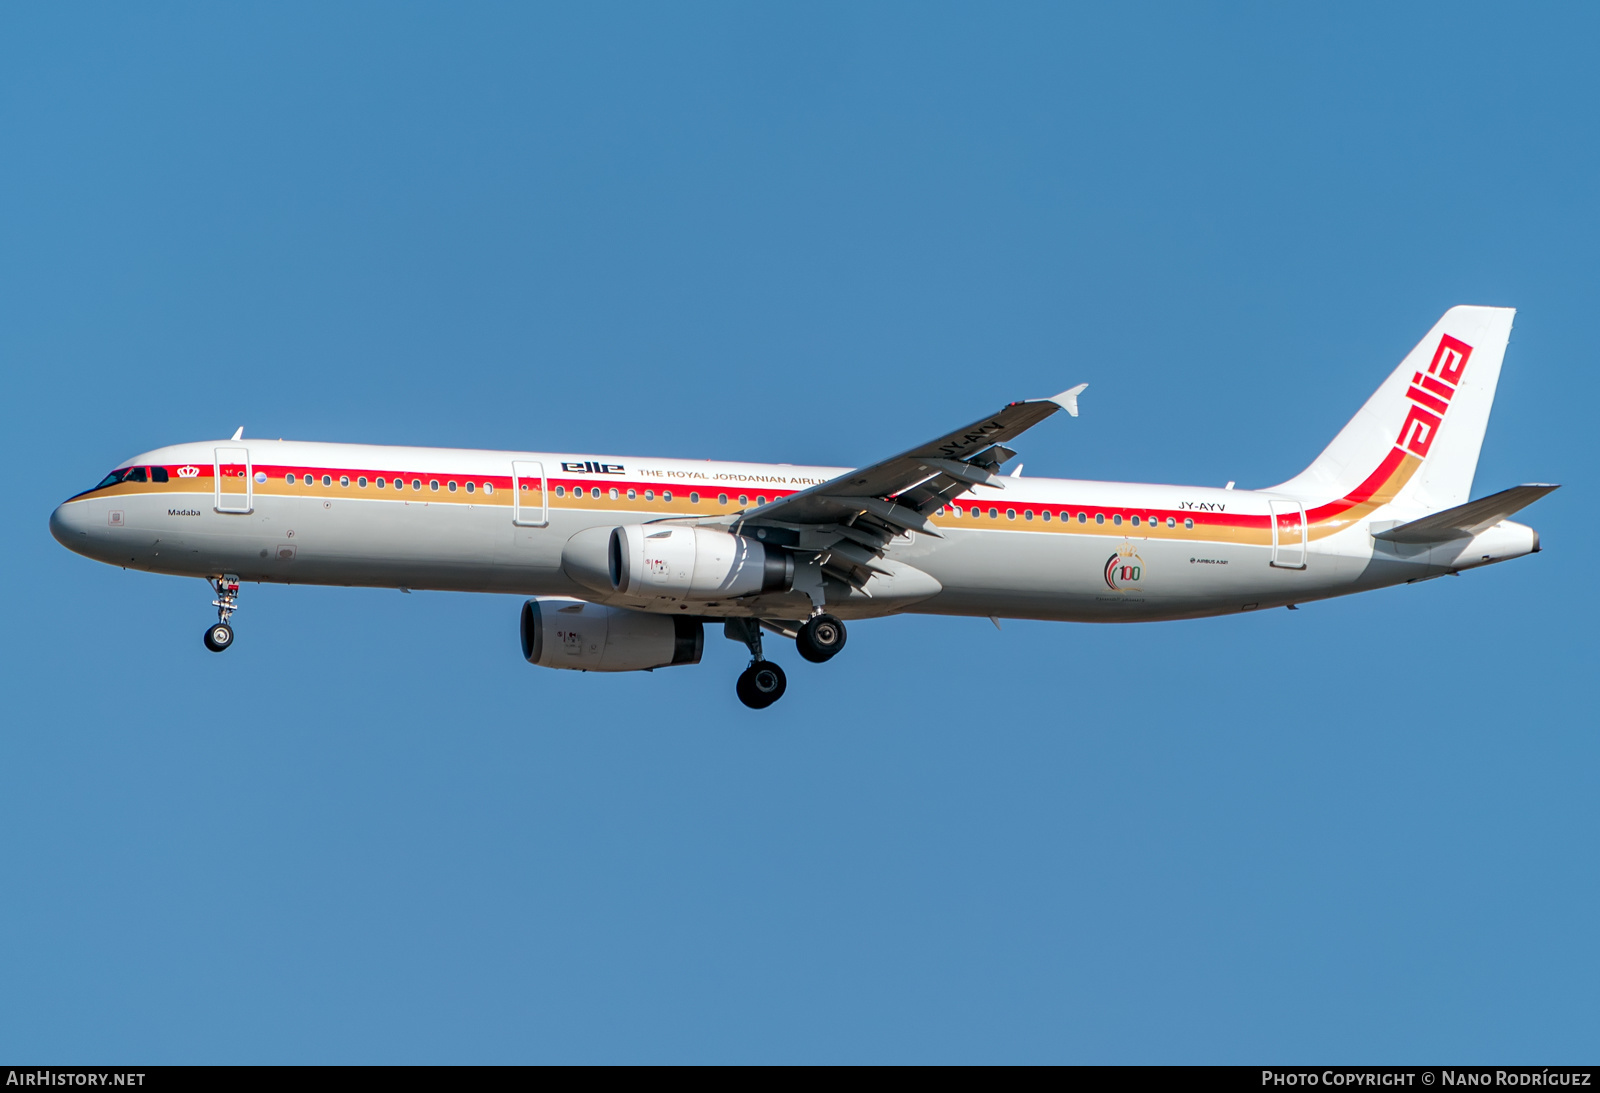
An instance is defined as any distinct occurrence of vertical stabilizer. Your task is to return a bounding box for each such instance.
[1270,306,1515,515]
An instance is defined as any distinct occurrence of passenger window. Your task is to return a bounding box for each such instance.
[1131,516,1140,526]
[151,467,169,483]
[718,493,728,505]
[628,489,637,500]
[321,475,331,486]
[645,489,655,501]
[448,481,457,492]
[664,491,673,502]
[340,476,350,487]
[989,507,999,519]
[1184,518,1194,529]
[358,476,368,488]
[590,487,600,499]
[690,492,700,504]
[287,474,297,484]
[1166,517,1175,528]
[1095,514,1104,524]
[756,495,766,505]
[1113,514,1122,525]
[485,483,493,494]
[554,485,565,497]
[412,479,422,491]
[1006,509,1016,520]
[376,478,385,488]
[1041,510,1050,521]
[1078,513,1087,524]
[738,494,747,506]
[1024,509,1033,521]
[465,481,475,493]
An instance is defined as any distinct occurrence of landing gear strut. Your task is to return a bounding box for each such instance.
[725,618,787,709]
[796,613,847,663]
[204,576,239,653]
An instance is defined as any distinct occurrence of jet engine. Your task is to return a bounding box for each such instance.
[562,525,793,603]
[520,598,703,672]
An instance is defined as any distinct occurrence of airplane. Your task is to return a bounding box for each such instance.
[50,305,1555,709]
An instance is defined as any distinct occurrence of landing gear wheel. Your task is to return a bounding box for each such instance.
[205,576,241,653]
[796,613,847,663]
[736,661,787,709]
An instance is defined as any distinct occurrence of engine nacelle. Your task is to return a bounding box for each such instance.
[520,598,703,672]
[562,525,793,603]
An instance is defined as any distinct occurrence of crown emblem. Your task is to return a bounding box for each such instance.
[177,465,200,478]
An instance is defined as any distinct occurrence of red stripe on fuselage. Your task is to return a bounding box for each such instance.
[1304,445,1410,525]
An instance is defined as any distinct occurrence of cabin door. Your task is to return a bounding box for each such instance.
[1269,499,1307,569]
[213,447,253,514]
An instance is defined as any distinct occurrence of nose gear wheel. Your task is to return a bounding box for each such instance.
[204,576,240,653]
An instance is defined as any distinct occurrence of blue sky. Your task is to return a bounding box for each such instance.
[2,3,1595,1063]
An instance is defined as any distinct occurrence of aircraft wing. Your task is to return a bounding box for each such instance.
[728,384,1086,590]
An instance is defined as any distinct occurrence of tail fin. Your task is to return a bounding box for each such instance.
[1270,305,1515,515]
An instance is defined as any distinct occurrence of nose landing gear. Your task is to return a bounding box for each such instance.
[204,576,240,653]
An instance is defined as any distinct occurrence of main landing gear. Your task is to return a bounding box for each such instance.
[203,576,239,652]
[724,613,848,709]
[736,662,787,709]
[725,618,787,709]
[796,613,847,663]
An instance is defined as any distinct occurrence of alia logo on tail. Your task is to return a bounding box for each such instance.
[1396,334,1473,459]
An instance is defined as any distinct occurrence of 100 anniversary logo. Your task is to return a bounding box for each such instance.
[1104,543,1144,592]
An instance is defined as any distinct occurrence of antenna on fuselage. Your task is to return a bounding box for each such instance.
[231,427,244,440]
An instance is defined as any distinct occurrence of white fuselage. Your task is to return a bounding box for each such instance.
[48,438,1537,624]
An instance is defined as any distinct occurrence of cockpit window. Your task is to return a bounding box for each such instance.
[90,466,157,491]
[94,468,135,489]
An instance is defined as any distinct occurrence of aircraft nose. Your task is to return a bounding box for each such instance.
[50,501,87,549]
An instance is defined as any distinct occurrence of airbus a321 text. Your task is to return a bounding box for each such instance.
[52,306,1554,708]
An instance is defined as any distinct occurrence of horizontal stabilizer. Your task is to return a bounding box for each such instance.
[1372,484,1559,543]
